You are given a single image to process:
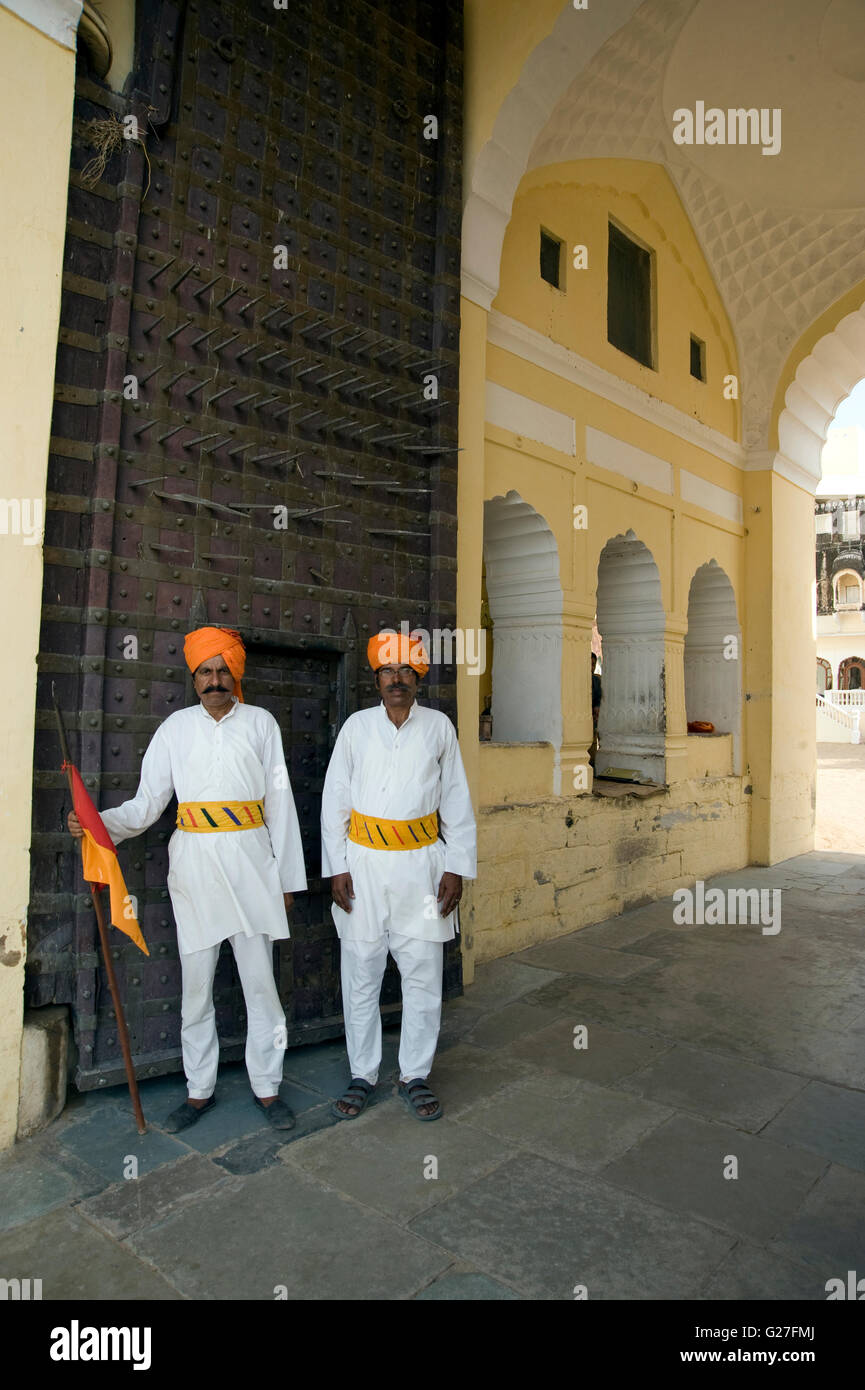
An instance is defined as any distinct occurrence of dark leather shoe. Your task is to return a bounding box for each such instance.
[254,1095,296,1130]
[164,1096,216,1132]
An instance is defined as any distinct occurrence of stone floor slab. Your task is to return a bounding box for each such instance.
[780,857,853,878]
[741,1023,865,1092]
[575,905,683,949]
[428,1042,533,1117]
[130,1163,450,1300]
[281,1101,514,1222]
[773,1164,865,1270]
[619,1044,806,1131]
[0,1149,103,1233]
[54,1107,188,1185]
[503,1017,673,1085]
[438,1000,488,1049]
[701,1242,827,1301]
[513,939,661,980]
[414,1271,522,1300]
[601,1113,829,1242]
[409,1153,734,1300]
[465,1000,568,1049]
[763,1080,865,1171]
[77,1153,229,1240]
[456,1076,672,1172]
[0,1207,180,1299]
[460,958,562,1009]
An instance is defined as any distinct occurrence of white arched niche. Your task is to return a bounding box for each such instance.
[684,561,742,773]
[483,491,564,785]
[595,530,666,784]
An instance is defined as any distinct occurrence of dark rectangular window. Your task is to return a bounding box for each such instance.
[540,228,563,288]
[607,222,653,367]
[690,334,706,381]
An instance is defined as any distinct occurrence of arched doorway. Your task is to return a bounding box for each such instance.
[839,656,865,691]
[816,657,832,693]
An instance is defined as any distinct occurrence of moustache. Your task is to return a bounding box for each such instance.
[204,686,227,693]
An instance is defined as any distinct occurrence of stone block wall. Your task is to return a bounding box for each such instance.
[465,777,750,962]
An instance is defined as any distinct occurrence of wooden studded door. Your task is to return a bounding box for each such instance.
[29,0,464,1088]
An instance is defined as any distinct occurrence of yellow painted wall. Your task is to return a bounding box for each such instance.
[495,161,740,439]
[745,470,815,863]
[469,777,750,962]
[0,9,76,1148]
[479,742,554,805]
[458,157,758,961]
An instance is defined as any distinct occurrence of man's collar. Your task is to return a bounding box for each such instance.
[199,695,239,723]
[379,698,417,728]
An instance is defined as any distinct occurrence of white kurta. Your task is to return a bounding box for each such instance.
[320,701,477,943]
[99,699,307,955]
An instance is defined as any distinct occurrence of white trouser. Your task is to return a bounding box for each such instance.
[339,931,443,1085]
[180,932,285,1099]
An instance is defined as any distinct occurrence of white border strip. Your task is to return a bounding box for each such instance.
[487,308,744,471]
[586,425,673,494]
[680,469,743,523]
[486,381,576,457]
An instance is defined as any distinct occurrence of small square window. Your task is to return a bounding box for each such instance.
[540,228,563,289]
[690,334,706,381]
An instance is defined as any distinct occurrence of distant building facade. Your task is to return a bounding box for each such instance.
[815,427,865,694]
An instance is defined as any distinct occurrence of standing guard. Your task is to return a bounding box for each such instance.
[67,627,307,1131]
[321,631,476,1121]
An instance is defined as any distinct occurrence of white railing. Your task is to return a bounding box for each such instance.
[816,693,862,742]
[824,689,865,707]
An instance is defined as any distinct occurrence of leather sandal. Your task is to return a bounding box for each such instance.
[332,1078,374,1119]
[397,1078,442,1121]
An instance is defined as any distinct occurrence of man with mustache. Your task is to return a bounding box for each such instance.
[67,627,306,1131]
[321,631,476,1121]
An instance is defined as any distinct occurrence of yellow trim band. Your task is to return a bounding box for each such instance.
[348,809,438,851]
[177,800,265,832]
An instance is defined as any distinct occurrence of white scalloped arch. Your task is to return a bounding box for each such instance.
[462,0,642,308]
[777,301,865,487]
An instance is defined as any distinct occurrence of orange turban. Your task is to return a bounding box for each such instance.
[183,627,246,702]
[367,630,429,678]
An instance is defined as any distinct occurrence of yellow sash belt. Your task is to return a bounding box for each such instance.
[348,808,438,851]
[177,800,265,832]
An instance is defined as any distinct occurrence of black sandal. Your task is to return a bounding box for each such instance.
[332,1077,374,1120]
[397,1078,442,1122]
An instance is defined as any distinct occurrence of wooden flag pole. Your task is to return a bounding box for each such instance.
[52,684,147,1135]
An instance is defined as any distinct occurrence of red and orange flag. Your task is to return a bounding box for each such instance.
[64,761,149,956]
